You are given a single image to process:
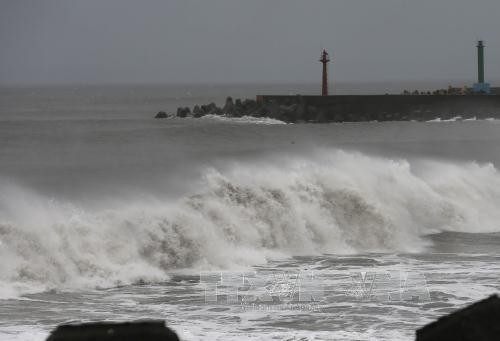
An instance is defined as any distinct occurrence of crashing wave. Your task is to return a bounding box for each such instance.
[1,150,500,297]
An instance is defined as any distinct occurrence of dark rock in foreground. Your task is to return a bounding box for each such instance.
[46,320,179,341]
[416,294,500,341]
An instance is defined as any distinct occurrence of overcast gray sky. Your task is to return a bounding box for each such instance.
[1,0,499,85]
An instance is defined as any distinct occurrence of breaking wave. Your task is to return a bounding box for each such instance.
[1,150,500,297]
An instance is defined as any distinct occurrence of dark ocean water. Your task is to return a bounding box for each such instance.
[0,84,499,340]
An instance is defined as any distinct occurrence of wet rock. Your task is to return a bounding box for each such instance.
[241,99,258,112]
[46,320,179,341]
[208,102,218,111]
[200,104,209,114]
[223,98,241,117]
[200,102,221,116]
[247,105,265,117]
[193,105,206,118]
[223,97,234,113]
[176,107,191,118]
[154,111,168,119]
[208,102,220,114]
[209,107,223,116]
[416,294,500,341]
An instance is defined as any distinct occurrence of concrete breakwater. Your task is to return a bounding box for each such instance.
[156,95,500,123]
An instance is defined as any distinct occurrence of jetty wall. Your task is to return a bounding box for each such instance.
[256,95,500,122]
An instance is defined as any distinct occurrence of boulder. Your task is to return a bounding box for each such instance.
[154,111,168,119]
[208,102,219,113]
[223,97,235,113]
[416,295,500,341]
[200,102,221,116]
[193,105,206,118]
[176,107,191,118]
[46,320,179,341]
[242,99,258,111]
[233,99,244,115]
[213,107,223,116]
[247,106,265,117]
[200,104,210,114]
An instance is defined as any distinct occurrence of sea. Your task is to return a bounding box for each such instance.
[0,83,499,340]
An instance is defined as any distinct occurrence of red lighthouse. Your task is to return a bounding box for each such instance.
[319,49,330,96]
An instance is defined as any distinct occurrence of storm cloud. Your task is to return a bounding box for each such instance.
[1,0,499,84]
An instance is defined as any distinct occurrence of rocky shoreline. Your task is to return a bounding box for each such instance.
[155,96,271,120]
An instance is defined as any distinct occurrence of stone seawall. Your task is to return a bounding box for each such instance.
[158,95,500,123]
[257,95,500,122]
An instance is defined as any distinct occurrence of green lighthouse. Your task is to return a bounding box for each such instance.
[473,40,491,94]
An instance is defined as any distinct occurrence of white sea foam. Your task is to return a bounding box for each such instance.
[427,116,463,122]
[463,116,478,121]
[201,114,287,125]
[427,116,499,123]
[0,326,49,341]
[1,150,500,297]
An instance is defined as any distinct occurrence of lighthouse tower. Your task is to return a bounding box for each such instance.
[473,40,491,94]
[319,49,330,96]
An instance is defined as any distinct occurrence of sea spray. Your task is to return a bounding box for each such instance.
[1,150,500,297]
